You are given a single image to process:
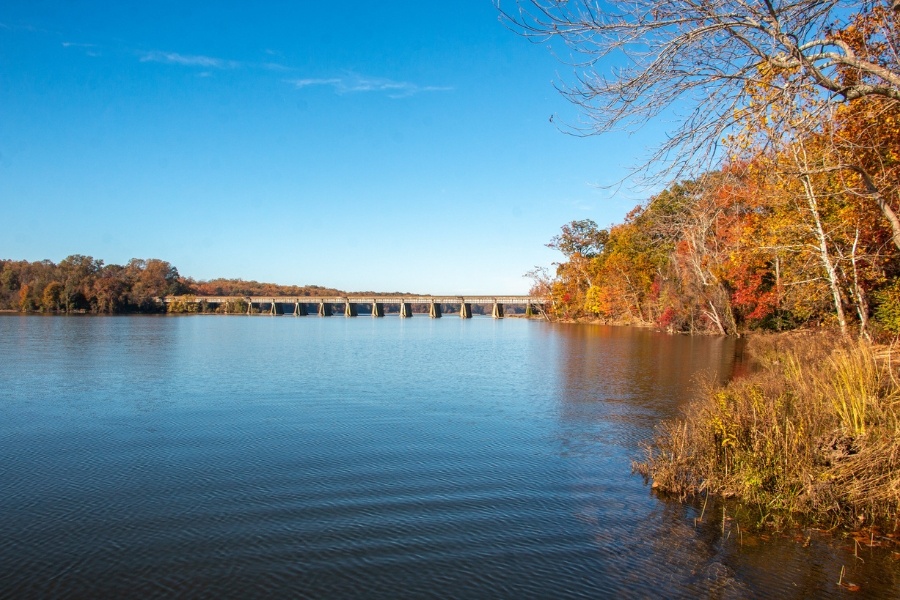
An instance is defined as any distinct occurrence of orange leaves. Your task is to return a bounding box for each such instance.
[546,70,900,333]
[17,284,32,312]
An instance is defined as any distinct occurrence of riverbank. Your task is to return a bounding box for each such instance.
[634,331,900,532]
[551,315,655,328]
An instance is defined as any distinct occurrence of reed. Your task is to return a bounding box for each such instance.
[634,332,900,529]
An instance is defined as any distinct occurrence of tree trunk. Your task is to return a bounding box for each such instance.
[790,141,849,334]
[849,228,871,340]
[847,165,900,253]
[798,167,848,335]
[704,301,727,335]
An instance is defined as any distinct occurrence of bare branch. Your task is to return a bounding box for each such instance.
[497,0,900,183]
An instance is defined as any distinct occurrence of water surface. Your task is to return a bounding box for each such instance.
[1,315,897,598]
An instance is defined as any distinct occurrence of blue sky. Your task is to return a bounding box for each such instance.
[1,2,656,294]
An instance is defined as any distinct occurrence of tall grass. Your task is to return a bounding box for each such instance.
[634,332,900,529]
[828,345,877,437]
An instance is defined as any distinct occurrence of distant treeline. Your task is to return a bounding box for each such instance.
[0,255,345,314]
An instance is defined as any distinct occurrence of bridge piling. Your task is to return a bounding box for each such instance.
[492,302,504,319]
[165,295,541,318]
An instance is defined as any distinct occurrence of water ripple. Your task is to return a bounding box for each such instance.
[1,316,898,598]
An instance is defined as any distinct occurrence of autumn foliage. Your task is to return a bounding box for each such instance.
[0,256,345,314]
[540,5,900,337]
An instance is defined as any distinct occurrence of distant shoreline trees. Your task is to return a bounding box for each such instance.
[0,256,346,314]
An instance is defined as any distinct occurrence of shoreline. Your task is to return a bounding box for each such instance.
[635,330,900,532]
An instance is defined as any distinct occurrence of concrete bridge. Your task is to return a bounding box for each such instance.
[164,295,545,319]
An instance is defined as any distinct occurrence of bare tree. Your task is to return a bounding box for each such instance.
[497,1,900,180]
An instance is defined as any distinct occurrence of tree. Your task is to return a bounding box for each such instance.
[578,200,677,323]
[42,281,63,312]
[524,266,553,298]
[18,284,33,312]
[1,265,19,292]
[58,254,102,312]
[498,1,900,180]
[93,279,126,313]
[660,173,750,334]
[826,96,900,251]
[547,219,609,258]
[126,258,184,310]
[543,220,610,317]
[722,57,900,335]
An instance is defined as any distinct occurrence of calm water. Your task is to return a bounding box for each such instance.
[1,315,898,598]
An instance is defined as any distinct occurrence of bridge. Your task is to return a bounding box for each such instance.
[164,295,546,319]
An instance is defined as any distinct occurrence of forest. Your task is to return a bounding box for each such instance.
[526,3,900,339]
[0,255,344,314]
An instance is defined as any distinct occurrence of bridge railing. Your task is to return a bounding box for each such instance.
[163,295,543,305]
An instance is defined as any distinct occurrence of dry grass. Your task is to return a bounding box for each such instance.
[634,331,900,529]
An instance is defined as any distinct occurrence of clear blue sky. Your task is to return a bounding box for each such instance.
[1,2,656,294]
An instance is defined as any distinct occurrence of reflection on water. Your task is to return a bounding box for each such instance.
[0,316,896,598]
[551,325,741,451]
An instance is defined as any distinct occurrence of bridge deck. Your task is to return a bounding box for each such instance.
[166,295,540,305]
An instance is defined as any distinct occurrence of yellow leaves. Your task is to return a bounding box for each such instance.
[583,285,608,316]
[720,431,738,450]
[711,390,738,450]
[550,69,900,330]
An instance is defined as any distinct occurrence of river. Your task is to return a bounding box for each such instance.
[1,315,898,598]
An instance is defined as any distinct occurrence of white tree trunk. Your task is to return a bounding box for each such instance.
[794,143,848,334]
